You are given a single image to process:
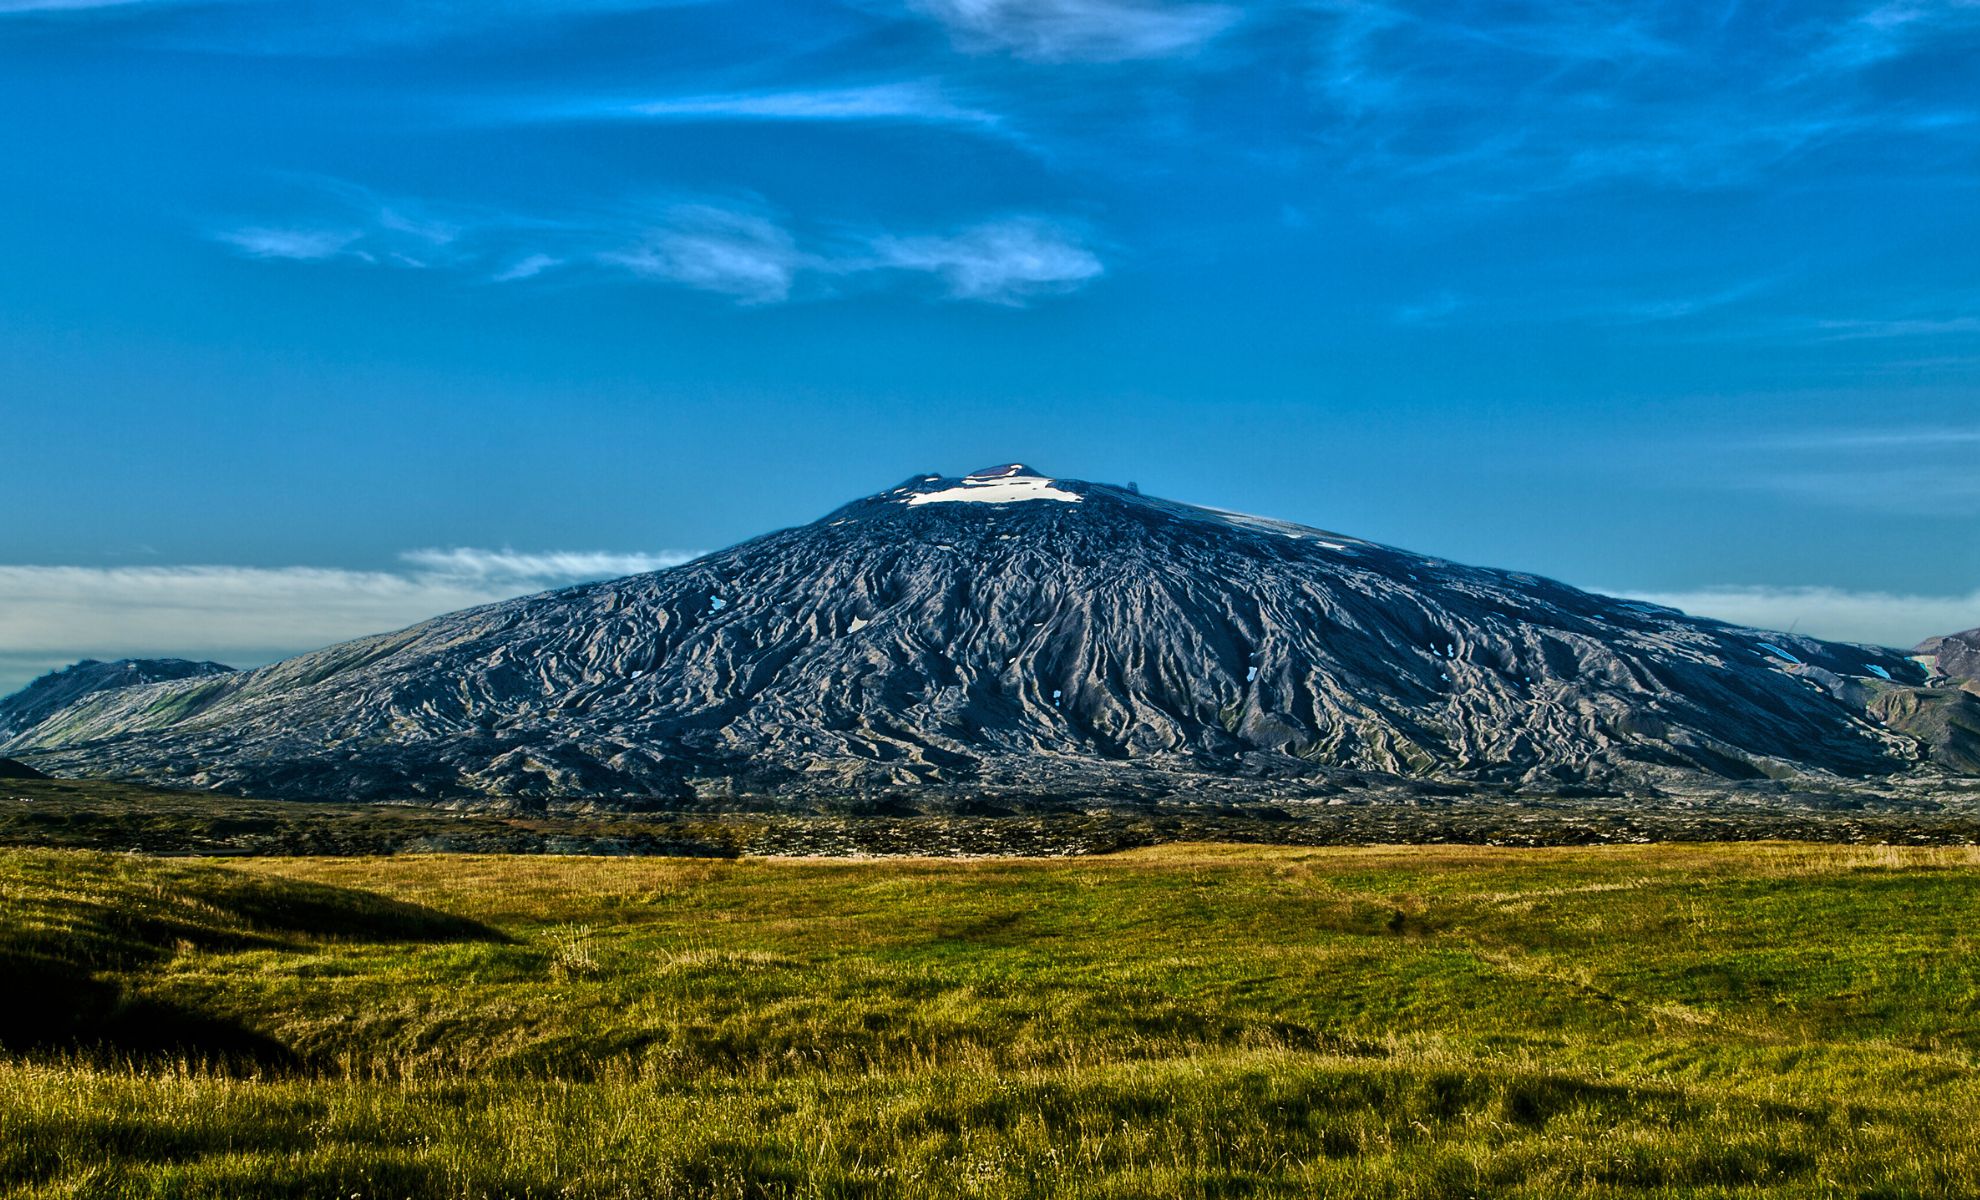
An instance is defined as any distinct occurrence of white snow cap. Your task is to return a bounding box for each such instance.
[905,463,1082,506]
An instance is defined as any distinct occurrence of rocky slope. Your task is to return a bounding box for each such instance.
[1871,628,1980,773]
[1916,628,1980,689]
[0,659,235,740]
[6,466,1952,805]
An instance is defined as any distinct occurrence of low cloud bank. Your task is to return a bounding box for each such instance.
[1615,584,1979,650]
[0,548,696,695]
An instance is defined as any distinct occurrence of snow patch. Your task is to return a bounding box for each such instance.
[1866,664,1892,680]
[906,475,1082,506]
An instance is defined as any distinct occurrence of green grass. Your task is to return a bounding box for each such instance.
[5,843,1980,1196]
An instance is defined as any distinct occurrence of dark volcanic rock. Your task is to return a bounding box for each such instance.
[0,757,49,780]
[6,466,1947,803]
[0,658,236,741]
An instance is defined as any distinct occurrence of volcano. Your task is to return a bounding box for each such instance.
[6,466,1948,805]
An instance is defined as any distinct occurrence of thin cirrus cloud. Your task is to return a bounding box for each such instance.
[1756,427,1980,451]
[566,82,1005,133]
[0,547,700,695]
[1304,0,1980,205]
[1710,426,1980,516]
[1613,584,1977,650]
[209,188,1106,306]
[212,226,364,262]
[1818,0,1980,68]
[601,209,1104,304]
[911,0,1242,62]
[0,0,721,51]
[1813,316,1980,341]
[1742,465,1980,516]
[0,0,152,9]
[866,218,1104,304]
[601,206,806,304]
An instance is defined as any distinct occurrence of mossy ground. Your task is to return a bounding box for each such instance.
[4,842,1979,1197]
[9,777,1980,857]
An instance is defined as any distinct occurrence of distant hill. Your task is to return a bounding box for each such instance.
[0,659,236,741]
[9,465,1955,805]
[1916,628,1980,687]
[1880,628,1980,772]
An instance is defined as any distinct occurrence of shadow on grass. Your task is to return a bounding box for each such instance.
[0,851,509,1071]
[0,960,304,1072]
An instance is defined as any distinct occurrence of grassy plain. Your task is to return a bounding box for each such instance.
[4,842,1980,1197]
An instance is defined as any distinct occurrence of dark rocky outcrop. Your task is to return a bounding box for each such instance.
[0,659,235,741]
[5,467,1952,804]
[0,757,49,781]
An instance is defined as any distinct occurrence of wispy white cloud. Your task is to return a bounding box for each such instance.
[576,82,1004,131]
[0,547,700,694]
[1613,277,1779,323]
[490,253,562,283]
[1658,303,1980,346]
[1740,465,1980,516]
[1392,290,1463,326]
[1756,427,1980,451]
[601,206,807,304]
[211,184,484,268]
[0,0,153,11]
[1614,583,1979,650]
[211,183,1107,306]
[397,547,694,579]
[913,0,1240,62]
[0,0,721,52]
[1813,316,1980,341]
[1818,0,1980,69]
[1385,274,1779,333]
[1302,0,1980,206]
[1687,425,1980,515]
[867,218,1103,304]
[213,226,364,262]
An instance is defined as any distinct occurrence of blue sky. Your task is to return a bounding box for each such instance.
[2,0,1979,690]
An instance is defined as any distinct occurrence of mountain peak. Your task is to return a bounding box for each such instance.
[903,466,1083,507]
